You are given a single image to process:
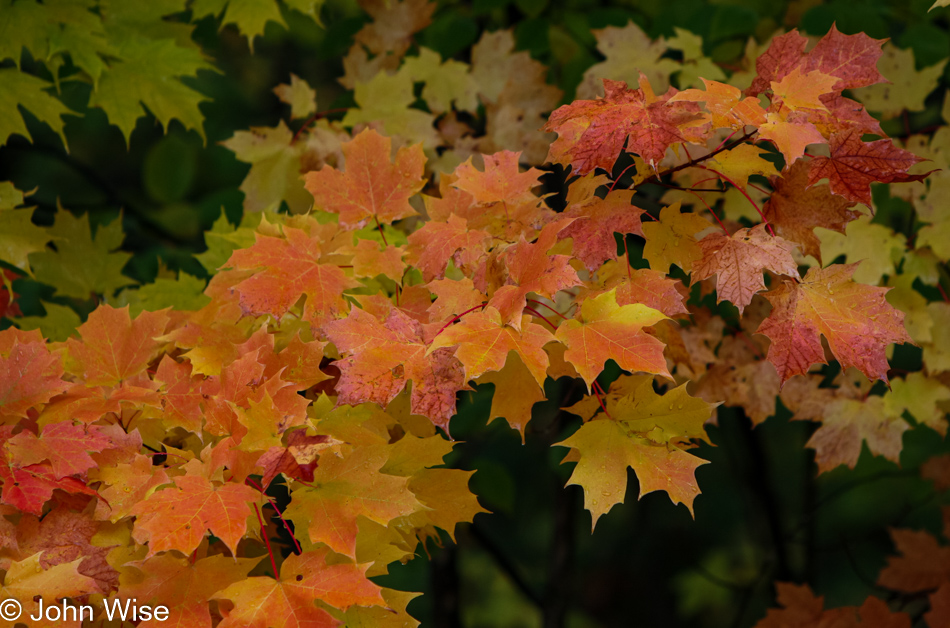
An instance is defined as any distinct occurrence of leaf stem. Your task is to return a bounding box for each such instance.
[526,299,568,320]
[524,305,559,330]
[254,503,280,579]
[697,165,775,235]
[639,130,757,187]
[245,477,302,555]
[434,302,488,338]
[591,381,611,418]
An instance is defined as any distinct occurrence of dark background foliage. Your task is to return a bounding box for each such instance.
[2,0,949,626]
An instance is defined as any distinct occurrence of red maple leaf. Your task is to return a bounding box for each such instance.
[544,76,704,173]
[807,130,932,205]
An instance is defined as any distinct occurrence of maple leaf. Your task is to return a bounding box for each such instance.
[65,305,170,387]
[325,307,466,432]
[808,130,932,206]
[0,553,99,624]
[555,289,670,389]
[770,67,838,113]
[257,430,335,488]
[852,44,948,118]
[545,76,704,173]
[352,0,434,57]
[130,473,258,556]
[90,37,214,144]
[475,352,546,441]
[877,529,950,592]
[801,24,887,90]
[453,150,544,206]
[341,71,440,150]
[753,583,910,628]
[884,372,950,435]
[0,182,49,274]
[221,122,314,214]
[5,423,114,479]
[694,335,780,426]
[756,263,913,384]
[489,218,581,326]
[428,306,554,387]
[0,456,98,515]
[748,30,809,97]
[305,129,426,230]
[692,224,800,313]
[92,453,170,522]
[762,160,861,261]
[284,445,422,558]
[273,73,318,120]
[558,376,712,527]
[642,203,713,274]
[669,78,767,129]
[806,396,909,472]
[575,21,679,99]
[0,332,68,422]
[15,507,119,592]
[817,215,906,285]
[192,0,322,51]
[406,214,491,282]
[30,211,135,299]
[427,277,487,323]
[559,189,646,271]
[214,549,384,627]
[706,144,779,189]
[228,226,358,330]
[401,47,478,114]
[121,553,260,627]
[757,112,826,165]
[0,68,74,148]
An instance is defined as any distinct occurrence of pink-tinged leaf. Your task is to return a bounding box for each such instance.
[757,264,913,385]
[692,224,800,313]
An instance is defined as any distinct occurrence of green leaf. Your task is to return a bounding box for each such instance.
[14,301,81,342]
[0,182,49,275]
[90,38,214,144]
[0,69,73,148]
[30,211,135,299]
[0,0,49,66]
[192,0,283,51]
[117,272,210,316]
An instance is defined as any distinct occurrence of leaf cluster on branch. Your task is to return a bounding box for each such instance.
[2,0,950,625]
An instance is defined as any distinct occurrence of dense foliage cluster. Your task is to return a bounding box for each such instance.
[1,0,950,626]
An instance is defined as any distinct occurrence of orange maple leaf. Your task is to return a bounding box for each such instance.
[428,306,554,387]
[214,548,385,627]
[453,150,544,206]
[65,305,170,387]
[756,263,913,385]
[304,128,426,229]
[0,332,68,422]
[284,446,422,558]
[228,226,358,330]
[5,422,115,479]
[130,473,259,556]
[670,78,767,129]
[488,218,581,326]
[554,289,670,389]
[325,307,466,432]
